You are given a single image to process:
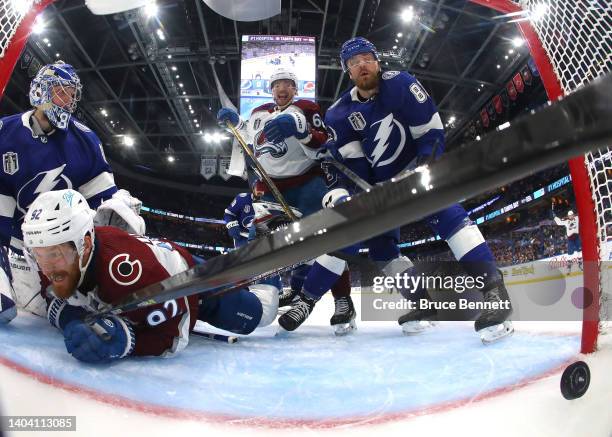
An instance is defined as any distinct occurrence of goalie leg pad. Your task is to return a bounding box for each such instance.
[0,247,16,324]
[9,252,46,317]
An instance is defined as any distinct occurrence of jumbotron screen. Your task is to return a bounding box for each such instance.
[240,35,316,118]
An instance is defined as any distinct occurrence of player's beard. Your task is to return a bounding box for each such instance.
[46,268,79,299]
[353,70,379,91]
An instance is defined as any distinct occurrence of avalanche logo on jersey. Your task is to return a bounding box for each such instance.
[369,113,406,167]
[16,165,72,215]
[254,130,288,158]
[109,253,142,286]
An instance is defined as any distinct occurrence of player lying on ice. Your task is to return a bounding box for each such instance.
[21,189,280,364]
[278,37,514,344]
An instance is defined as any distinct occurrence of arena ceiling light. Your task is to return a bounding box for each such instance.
[144,1,158,18]
[123,136,135,147]
[512,37,525,47]
[156,29,165,41]
[203,131,229,144]
[401,7,414,23]
[32,16,45,34]
[167,155,175,163]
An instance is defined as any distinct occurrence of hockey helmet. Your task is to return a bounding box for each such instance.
[270,67,297,90]
[340,37,379,72]
[29,61,82,130]
[22,189,95,286]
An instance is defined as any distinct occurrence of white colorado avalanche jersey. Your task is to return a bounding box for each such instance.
[238,99,328,181]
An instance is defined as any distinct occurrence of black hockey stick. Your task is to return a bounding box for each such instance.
[226,122,298,221]
[88,72,611,320]
[329,160,373,191]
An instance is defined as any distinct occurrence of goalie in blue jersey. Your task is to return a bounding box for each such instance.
[280,38,513,344]
[0,61,144,324]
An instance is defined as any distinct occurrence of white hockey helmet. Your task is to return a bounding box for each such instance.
[22,189,95,284]
[270,67,297,89]
[567,210,574,216]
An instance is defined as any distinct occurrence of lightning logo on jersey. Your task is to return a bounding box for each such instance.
[17,165,72,215]
[370,114,406,167]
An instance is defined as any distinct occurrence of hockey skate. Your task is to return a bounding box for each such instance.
[475,273,514,344]
[277,292,317,332]
[278,288,299,307]
[330,296,356,336]
[397,307,438,335]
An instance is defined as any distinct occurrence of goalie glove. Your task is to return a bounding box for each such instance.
[94,189,146,235]
[252,201,302,235]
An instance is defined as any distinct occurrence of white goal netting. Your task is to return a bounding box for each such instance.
[517,0,611,342]
[0,0,36,59]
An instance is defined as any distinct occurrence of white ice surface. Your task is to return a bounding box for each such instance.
[0,293,611,437]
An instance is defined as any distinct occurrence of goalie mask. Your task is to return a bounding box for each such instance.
[29,61,82,130]
[22,189,95,292]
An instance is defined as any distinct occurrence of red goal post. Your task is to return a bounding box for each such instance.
[472,0,611,353]
[0,0,55,96]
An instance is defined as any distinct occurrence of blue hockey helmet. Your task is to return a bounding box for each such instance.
[29,61,82,130]
[340,37,379,72]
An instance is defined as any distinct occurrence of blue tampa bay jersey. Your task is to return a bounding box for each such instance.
[0,111,117,251]
[325,71,445,184]
[223,193,254,238]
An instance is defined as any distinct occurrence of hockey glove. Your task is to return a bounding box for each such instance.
[94,189,145,235]
[47,298,89,330]
[263,113,309,143]
[226,220,242,239]
[64,316,135,363]
[217,107,240,127]
[315,140,345,162]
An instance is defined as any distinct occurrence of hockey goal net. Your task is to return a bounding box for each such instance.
[473,0,611,353]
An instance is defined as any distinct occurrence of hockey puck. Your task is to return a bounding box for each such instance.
[560,361,590,400]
